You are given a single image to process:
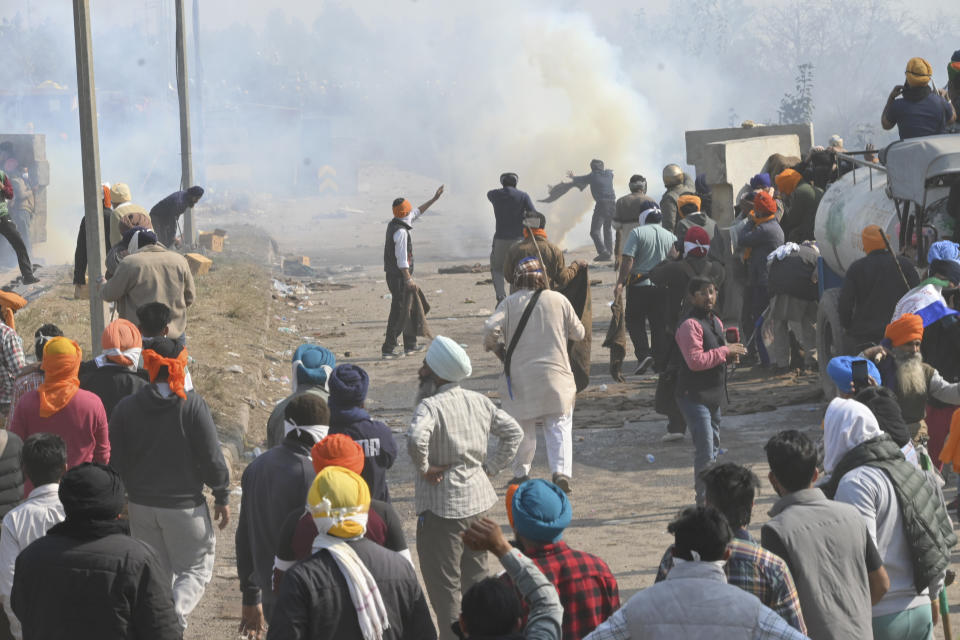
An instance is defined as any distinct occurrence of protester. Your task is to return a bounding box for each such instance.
[584,506,806,640]
[407,336,523,640]
[9,337,109,495]
[0,427,21,526]
[649,226,725,442]
[656,464,806,633]
[236,394,329,636]
[504,479,619,639]
[673,194,716,242]
[566,160,616,261]
[460,517,563,640]
[614,204,676,374]
[613,175,656,263]
[738,190,784,359]
[821,398,956,640]
[106,183,150,247]
[762,430,888,640]
[78,319,148,417]
[271,434,411,594]
[0,317,24,422]
[484,258,585,492]
[10,463,181,638]
[266,344,336,448]
[268,466,437,640]
[658,164,696,235]
[72,183,113,295]
[0,163,37,286]
[839,225,919,352]
[2,158,33,257]
[9,324,61,416]
[949,50,960,120]
[136,301,173,350]
[108,338,230,630]
[150,186,205,248]
[327,363,398,502]
[775,169,822,243]
[748,173,784,221]
[502,212,586,292]
[0,433,66,640]
[675,278,747,502]
[382,185,444,359]
[100,227,195,344]
[104,211,153,279]
[882,57,956,140]
[488,173,535,303]
[766,242,819,372]
[861,313,960,443]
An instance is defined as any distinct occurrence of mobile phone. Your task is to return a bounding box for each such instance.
[725,327,740,344]
[851,359,869,392]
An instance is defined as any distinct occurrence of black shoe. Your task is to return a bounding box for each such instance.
[507,475,530,487]
[381,348,404,360]
[20,274,39,285]
[552,473,572,494]
[634,356,654,375]
[404,344,426,356]
[593,253,612,262]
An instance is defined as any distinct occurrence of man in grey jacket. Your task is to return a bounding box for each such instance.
[584,506,806,640]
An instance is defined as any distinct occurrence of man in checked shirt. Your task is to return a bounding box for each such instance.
[0,318,25,424]
[655,463,807,634]
[408,336,523,640]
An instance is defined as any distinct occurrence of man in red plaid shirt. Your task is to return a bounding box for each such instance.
[504,479,619,640]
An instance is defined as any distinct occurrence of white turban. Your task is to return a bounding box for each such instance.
[425,336,472,382]
[822,397,882,476]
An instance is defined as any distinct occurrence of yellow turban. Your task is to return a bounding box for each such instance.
[905,57,932,88]
[307,467,370,539]
[861,225,886,254]
[775,169,803,196]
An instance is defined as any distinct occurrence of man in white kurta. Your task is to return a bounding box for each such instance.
[483,257,586,493]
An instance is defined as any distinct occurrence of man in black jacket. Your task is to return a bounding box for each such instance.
[149,186,204,248]
[268,467,436,640]
[79,318,149,417]
[11,463,181,639]
[108,338,230,631]
[767,242,820,372]
[236,394,329,638]
[838,225,919,353]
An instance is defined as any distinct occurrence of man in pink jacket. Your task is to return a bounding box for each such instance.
[674,278,746,503]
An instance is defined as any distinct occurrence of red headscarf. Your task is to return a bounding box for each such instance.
[310,434,365,475]
[142,348,189,400]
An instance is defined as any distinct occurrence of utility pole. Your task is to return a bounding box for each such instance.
[175,0,195,247]
[72,0,108,350]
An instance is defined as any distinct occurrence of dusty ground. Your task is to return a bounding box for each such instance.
[13,216,960,639]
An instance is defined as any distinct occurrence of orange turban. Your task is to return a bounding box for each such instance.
[142,348,189,400]
[905,57,932,87]
[753,191,778,215]
[862,225,886,254]
[677,194,702,214]
[885,313,924,347]
[505,483,519,529]
[101,319,142,367]
[775,169,803,196]
[392,199,412,218]
[39,337,82,417]
[310,434,364,475]
[101,184,112,209]
[0,290,27,330]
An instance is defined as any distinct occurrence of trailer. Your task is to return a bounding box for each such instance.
[814,135,960,395]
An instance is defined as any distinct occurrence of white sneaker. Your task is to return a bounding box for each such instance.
[661,432,684,443]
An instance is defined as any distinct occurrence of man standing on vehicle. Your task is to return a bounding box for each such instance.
[882,57,956,140]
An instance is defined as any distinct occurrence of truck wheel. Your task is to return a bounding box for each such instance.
[817,288,844,399]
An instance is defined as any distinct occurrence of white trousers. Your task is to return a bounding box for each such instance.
[128,501,216,630]
[511,410,574,478]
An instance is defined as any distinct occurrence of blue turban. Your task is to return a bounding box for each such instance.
[328,363,369,409]
[293,344,336,388]
[425,336,472,382]
[927,240,960,265]
[511,479,572,543]
[827,356,882,393]
[750,173,771,189]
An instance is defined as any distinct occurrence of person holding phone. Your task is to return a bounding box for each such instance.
[674,277,747,503]
[882,57,956,140]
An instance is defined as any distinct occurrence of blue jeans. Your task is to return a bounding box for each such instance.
[677,395,721,503]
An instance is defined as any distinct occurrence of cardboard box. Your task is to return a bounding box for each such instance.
[198,229,227,252]
[185,253,213,276]
[286,255,310,266]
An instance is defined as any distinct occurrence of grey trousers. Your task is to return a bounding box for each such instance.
[769,294,817,367]
[416,510,490,640]
[490,237,520,302]
[128,501,216,630]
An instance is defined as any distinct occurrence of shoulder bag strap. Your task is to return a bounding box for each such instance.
[504,289,544,400]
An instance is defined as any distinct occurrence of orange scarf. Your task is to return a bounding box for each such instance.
[0,291,27,330]
[38,337,82,418]
[522,228,547,240]
[142,348,189,399]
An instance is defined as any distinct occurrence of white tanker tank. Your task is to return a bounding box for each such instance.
[814,135,960,395]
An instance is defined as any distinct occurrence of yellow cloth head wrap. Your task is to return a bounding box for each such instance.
[905,57,932,87]
[307,467,370,539]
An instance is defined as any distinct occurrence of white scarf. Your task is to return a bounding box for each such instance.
[94,347,143,372]
[311,504,388,640]
[684,240,708,255]
[822,397,883,475]
[282,419,329,444]
[766,242,800,263]
[639,206,662,226]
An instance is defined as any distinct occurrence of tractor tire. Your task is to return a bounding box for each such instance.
[817,288,845,399]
